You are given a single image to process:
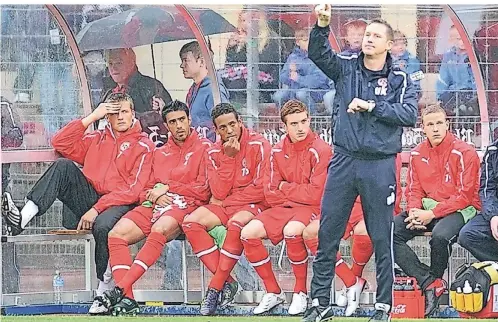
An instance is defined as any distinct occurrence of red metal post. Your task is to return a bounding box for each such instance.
[47,5,92,116]
[443,5,490,149]
[1,5,93,164]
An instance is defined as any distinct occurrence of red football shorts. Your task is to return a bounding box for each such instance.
[256,206,320,245]
[122,205,196,236]
[203,203,266,226]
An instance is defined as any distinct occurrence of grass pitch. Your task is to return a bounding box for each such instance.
[3,317,498,322]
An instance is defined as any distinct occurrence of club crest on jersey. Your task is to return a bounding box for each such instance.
[184,152,194,165]
[375,78,388,96]
[120,142,130,152]
[241,158,250,176]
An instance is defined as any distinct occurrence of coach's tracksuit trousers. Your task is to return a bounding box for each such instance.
[26,158,134,281]
[311,152,396,310]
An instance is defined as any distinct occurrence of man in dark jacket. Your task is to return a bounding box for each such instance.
[102,48,172,146]
[180,41,230,142]
[458,141,498,262]
[302,5,418,322]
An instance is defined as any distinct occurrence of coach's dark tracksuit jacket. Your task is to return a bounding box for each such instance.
[309,25,418,159]
[308,23,418,309]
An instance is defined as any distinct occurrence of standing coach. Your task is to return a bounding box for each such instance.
[302,5,418,322]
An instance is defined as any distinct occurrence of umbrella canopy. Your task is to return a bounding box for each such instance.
[76,6,235,51]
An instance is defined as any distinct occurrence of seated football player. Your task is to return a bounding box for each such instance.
[181,103,271,315]
[240,100,333,315]
[98,100,211,315]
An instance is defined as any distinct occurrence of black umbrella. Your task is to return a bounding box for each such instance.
[76,6,235,51]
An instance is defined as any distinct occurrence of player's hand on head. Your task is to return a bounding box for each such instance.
[94,102,121,119]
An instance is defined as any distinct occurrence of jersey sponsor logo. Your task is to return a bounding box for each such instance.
[393,304,406,314]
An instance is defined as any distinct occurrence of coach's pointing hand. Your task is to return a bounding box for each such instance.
[314,4,331,27]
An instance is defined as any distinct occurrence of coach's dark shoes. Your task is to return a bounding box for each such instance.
[424,278,446,317]
[2,192,23,236]
[368,303,391,322]
[301,303,334,322]
[111,297,139,316]
[200,288,220,315]
[369,309,391,321]
[102,286,125,309]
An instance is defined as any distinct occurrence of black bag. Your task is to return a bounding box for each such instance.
[1,97,23,148]
[450,261,498,313]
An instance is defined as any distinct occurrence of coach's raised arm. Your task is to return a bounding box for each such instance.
[310,4,418,130]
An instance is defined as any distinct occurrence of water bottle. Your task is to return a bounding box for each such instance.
[53,270,64,304]
[463,280,472,294]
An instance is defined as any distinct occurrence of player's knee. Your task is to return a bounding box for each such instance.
[151,223,168,235]
[229,211,254,226]
[240,220,264,240]
[303,221,319,240]
[283,221,305,237]
[457,229,472,249]
[151,217,177,236]
[183,207,204,224]
[303,226,317,240]
[108,219,130,239]
[353,220,368,235]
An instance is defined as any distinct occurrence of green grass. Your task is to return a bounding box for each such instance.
[3,317,498,322]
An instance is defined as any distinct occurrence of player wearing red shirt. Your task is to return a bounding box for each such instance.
[99,101,211,315]
[241,100,332,315]
[182,103,271,315]
[394,104,480,317]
